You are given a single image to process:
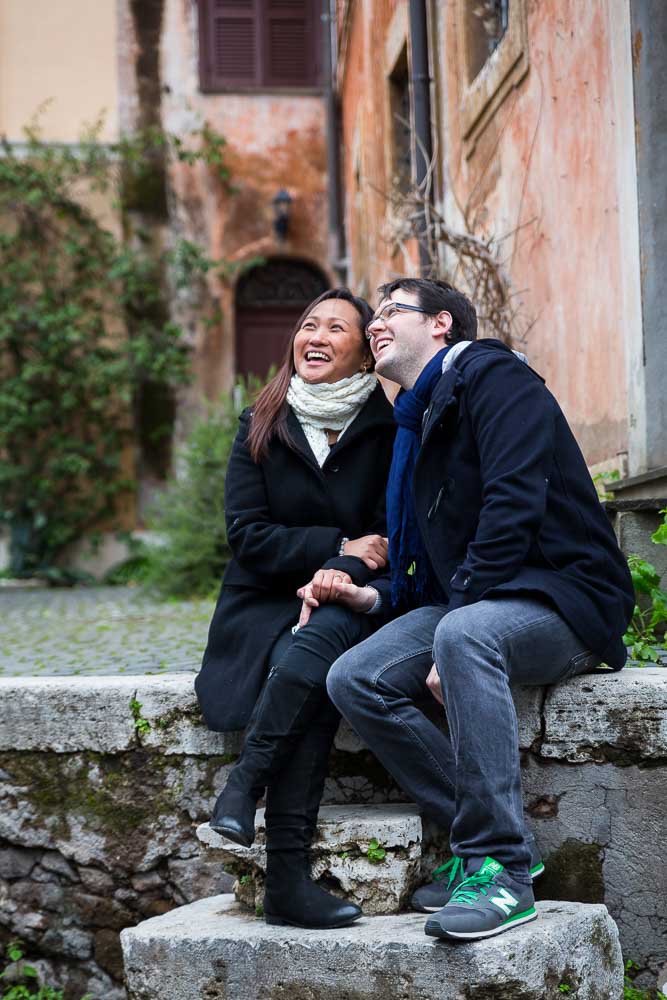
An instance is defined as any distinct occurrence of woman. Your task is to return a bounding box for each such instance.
[195,288,395,930]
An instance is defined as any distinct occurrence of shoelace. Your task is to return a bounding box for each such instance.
[449,870,496,906]
[432,856,464,888]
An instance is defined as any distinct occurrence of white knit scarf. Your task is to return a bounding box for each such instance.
[286,372,377,466]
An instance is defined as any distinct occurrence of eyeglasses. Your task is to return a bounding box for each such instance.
[365,302,429,339]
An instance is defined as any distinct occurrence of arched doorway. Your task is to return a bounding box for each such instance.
[235,259,330,380]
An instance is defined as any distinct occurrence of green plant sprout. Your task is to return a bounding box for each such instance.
[365,838,386,864]
[129,696,151,735]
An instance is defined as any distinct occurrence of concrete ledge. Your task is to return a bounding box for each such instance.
[2,669,665,761]
[120,894,623,1000]
[541,667,667,763]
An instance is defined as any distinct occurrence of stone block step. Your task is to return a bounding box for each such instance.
[120,893,623,1000]
[197,803,422,915]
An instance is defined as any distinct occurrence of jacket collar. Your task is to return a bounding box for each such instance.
[420,339,538,447]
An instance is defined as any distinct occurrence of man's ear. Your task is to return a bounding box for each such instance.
[432,310,453,343]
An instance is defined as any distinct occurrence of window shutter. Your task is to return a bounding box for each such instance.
[198,0,321,90]
[199,0,260,89]
[265,0,320,86]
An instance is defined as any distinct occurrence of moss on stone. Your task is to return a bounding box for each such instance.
[534,838,605,904]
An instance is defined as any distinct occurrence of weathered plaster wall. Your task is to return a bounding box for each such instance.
[435,0,638,469]
[338,0,641,471]
[338,0,419,300]
[0,0,118,142]
[154,0,331,403]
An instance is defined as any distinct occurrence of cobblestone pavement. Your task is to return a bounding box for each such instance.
[0,586,215,677]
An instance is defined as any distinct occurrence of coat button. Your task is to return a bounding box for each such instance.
[329,464,339,473]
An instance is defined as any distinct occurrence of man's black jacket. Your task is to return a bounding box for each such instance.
[378,339,634,668]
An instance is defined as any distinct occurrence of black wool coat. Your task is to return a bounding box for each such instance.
[374,340,634,667]
[195,384,396,731]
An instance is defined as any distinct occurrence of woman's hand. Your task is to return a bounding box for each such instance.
[296,570,376,627]
[301,568,353,603]
[343,534,388,570]
[426,663,443,705]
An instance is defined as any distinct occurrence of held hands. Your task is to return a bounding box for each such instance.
[343,534,389,570]
[426,663,443,706]
[296,569,377,628]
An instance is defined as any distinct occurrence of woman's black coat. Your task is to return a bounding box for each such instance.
[195,384,396,731]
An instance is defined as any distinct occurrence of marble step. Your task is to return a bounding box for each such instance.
[120,893,624,1000]
[196,803,423,915]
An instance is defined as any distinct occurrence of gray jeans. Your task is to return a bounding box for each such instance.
[327,596,598,881]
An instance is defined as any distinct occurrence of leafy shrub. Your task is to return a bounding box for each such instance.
[141,376,265,598]
[0,941,89,1000]
[0,116,242,578]
[624,509,667,663]
[623,960,667,1000]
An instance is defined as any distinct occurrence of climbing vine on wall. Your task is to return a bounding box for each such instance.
[0,118,234,577]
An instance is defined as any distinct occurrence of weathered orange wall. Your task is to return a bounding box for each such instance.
[339,0,419,299]
[135,0,332,403]
[339,0,634,470]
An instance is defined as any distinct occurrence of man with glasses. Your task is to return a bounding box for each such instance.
[304,277,634,941]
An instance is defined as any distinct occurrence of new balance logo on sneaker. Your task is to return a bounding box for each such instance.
[424,856,537,941]
[488,886,518,916]
[411,837,544,914]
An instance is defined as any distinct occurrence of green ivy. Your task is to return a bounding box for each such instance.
[624,510,667,663]
[0,116,240,577]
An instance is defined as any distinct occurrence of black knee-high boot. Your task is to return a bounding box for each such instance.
[209,652,330,845]
[262,701,361,929]
[210,610,371,847]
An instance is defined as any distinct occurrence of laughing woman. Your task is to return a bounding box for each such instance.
[195,288,395,929]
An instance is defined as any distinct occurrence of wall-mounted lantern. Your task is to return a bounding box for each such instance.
[272,189,293,241]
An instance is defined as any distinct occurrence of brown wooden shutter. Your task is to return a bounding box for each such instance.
[198,0,321,90]
[264,0,320,86]
[198,0,260,90]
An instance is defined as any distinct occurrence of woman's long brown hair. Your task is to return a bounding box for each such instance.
[246,288,374,462]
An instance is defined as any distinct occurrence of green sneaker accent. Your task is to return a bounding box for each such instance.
[424,859,537,941]
[450,857,506,907]
[478,856,504,877]
[501,905,536,927]
[432,856,465,888]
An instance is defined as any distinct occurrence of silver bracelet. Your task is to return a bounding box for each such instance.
[338,536,349,557]
[364,587,382,615]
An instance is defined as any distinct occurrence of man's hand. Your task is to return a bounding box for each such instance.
[343,534,389,570]
[296,572,377,627]
[426,663,443,705]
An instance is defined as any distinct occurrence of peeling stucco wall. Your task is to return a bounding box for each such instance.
[338,0,642,472]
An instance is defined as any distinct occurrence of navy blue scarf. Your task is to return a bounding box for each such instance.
[387,348,449,606]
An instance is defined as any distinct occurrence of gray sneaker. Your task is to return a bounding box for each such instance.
[424,856,537,941]
[412,838,544,913]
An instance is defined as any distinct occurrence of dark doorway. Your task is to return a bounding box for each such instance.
[235,259,329,380]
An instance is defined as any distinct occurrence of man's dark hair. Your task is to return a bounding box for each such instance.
[377,278,477,345]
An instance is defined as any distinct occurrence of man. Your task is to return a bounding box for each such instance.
[302,278,634,941]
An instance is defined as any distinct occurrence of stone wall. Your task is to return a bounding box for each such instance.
[1,670,666,997]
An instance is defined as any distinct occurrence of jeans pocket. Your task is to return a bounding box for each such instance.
[564,650,602,680]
